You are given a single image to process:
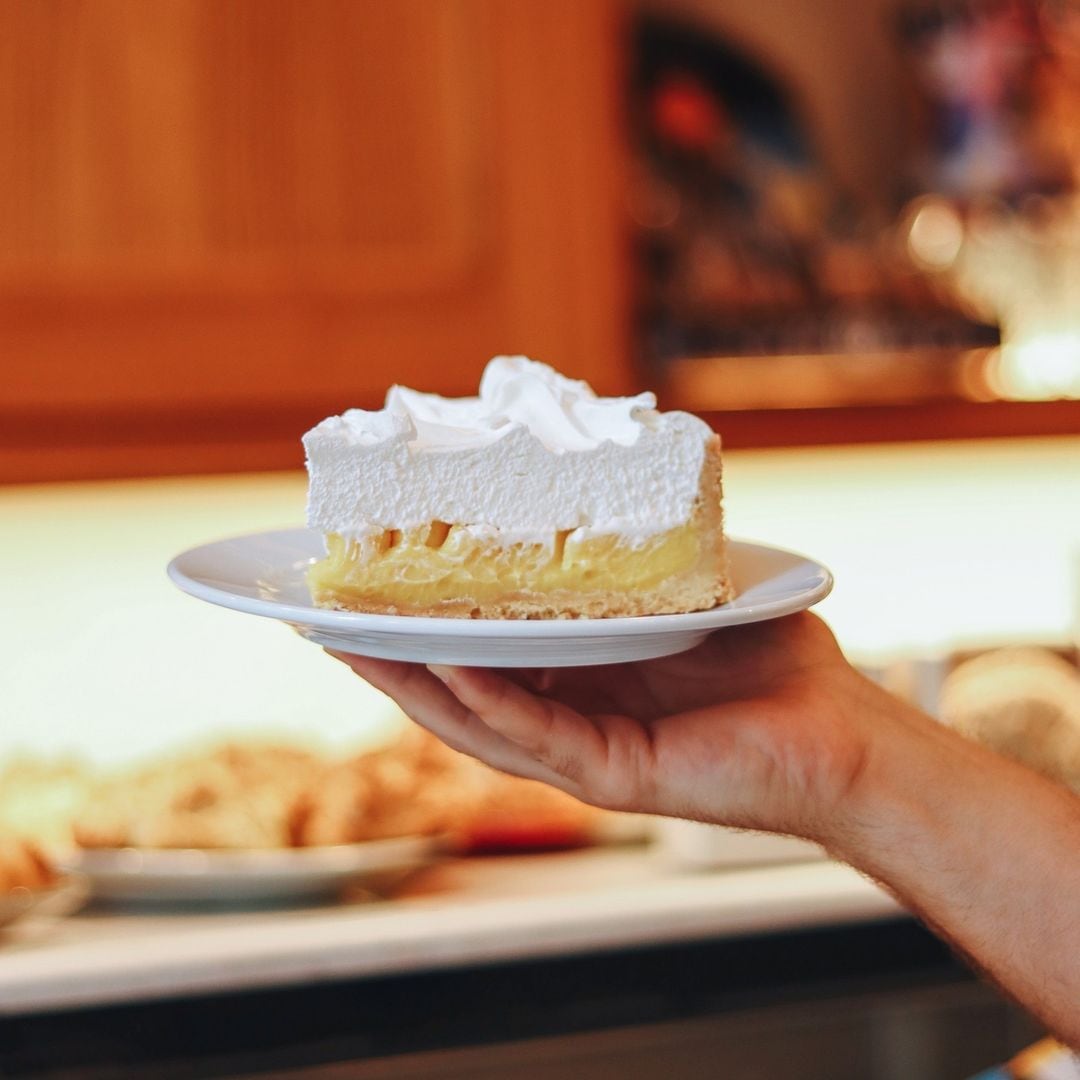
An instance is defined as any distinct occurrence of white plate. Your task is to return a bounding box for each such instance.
[168,528,832,667]
[62,837,440,905]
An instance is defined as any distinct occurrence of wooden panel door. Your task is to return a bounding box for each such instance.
[0,0,629,481]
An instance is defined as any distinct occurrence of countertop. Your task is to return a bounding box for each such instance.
[0,848,900,1017]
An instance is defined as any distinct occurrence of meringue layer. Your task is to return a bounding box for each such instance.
[303,356,715,543]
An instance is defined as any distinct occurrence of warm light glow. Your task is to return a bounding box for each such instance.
[930,195,1080,401]
[999,331,1080,399]
[906,198,965,270]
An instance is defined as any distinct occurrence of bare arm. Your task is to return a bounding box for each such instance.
[330,614,1080,1044]
[831,690,1080,1040]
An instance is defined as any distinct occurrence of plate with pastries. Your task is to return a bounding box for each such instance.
[0,837,88,930]
[52,727,616,905]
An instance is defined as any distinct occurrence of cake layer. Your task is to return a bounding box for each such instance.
[306,451,732,619]
[306,522,726,618]
[308,520,704,617]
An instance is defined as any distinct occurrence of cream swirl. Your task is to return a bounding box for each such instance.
[380,356,658,453]
[476,355,657,451]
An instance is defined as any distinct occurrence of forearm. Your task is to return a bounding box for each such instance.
[827,683,1080,1045]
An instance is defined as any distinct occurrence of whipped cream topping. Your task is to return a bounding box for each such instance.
[304,356,715,540]
[382,356,658,453]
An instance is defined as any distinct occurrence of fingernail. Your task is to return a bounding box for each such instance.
[426,664,455,684]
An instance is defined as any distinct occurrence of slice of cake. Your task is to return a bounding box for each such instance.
[303,356,732,618]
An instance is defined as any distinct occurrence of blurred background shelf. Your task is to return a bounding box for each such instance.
[3,0,1080,482]
[2,398,1080,484]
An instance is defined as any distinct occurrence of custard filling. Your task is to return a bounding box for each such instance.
[307,521,703,608]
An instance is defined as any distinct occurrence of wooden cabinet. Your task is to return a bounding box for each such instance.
[0,0,629,481]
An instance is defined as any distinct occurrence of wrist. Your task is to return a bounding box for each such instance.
[814,675,958,863]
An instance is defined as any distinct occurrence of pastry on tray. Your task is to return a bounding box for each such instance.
[298,726,599,851]
[298,726,472,845]
[303,356,733,618]
[71,733,464,851]
[64,728,607,854]
[0,836,57,895]
[940,647,1080,792]
[456,769,600,852]
[74,743,321,850]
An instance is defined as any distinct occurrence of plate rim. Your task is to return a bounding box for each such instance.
[62,835,442,881]
[167,528,833,637]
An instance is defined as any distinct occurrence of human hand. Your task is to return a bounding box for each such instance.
[330,615,1080,1046]
[328,613,889,845]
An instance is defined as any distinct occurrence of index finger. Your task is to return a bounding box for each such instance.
[326,651,560,786]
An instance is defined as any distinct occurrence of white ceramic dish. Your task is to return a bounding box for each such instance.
[168,528,832,667]
[62,837,440,904]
